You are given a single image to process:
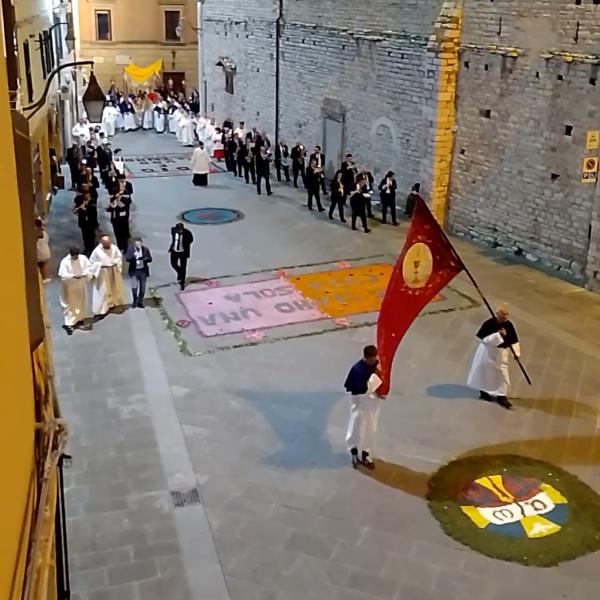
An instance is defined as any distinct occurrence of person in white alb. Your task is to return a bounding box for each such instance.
[89,235,127,317]
[191,141,210,187]
[58,246,92,335]
[467,305,521,409]
[72,118,91,145]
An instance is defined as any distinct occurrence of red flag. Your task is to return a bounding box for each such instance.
[376,197,464,395]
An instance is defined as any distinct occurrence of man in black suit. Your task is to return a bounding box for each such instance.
[309,145,327,195]
[256,146,273,196]
[168,222,194,290]
[290,142,306,188]
[274,140,290,182]
[124,237,153,308]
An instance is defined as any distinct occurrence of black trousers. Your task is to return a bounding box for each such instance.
[319,175,328,195]
[275,161,290,182]
[243,161,256,184]
[329,195,345,221]
[112,219,130,253]
[365,194,374,218]
[293,163,306,187]
[307,187,323,211]
[381,195,398,224]
[225,152,236,174]
[80,224,96,255]
[257,173,272,195]
[237,158,245,178]
[170,252,188,285]
[351,209,368,232]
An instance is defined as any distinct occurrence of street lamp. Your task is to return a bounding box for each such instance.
[81,71,106,123]
[22,60,106,121]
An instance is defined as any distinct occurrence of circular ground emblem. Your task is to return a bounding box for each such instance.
[181,208,244,225]
[427,454,600,567]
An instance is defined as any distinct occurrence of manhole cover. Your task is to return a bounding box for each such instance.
[181,208,244,225]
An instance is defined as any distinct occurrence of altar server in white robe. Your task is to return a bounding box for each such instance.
[124,98,138,131]
[175,107,186,143]
[154,101,167,133]
[101,104,117,137]
[180,111,196,147]
[89,235,127,316]
[142,98,155,130]
[204,118,216,155]
[58,246,92,335]
[168,102,179,134]
[467,305,521,410]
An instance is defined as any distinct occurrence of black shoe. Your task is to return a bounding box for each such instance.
[137,301,145,308]
[361,451,375,469]
[179,282,185,291]
[308,207,314,211]
[62,325,74,336]
[497,396,513,410]
[350,447,359,469]
[352,226,358,231]
[479,391,493,402]
[318,207,325,212]
[392,222,398,226]
[364,228,371,233]
[382,220,387,224]
[341,219,347,223]
[257,191,262,195]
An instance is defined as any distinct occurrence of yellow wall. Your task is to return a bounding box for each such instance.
[0,38,37,600]
[78,0,198,89]
[428,1,463,226]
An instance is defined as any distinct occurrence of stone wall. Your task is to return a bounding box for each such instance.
[202,0,445,192]
[448,2,600,287]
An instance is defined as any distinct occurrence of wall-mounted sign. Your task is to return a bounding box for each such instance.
[586,131,599,150]
[582,156,598,183]
[115,55,134,65]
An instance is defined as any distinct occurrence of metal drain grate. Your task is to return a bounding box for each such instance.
[171,487,201,508]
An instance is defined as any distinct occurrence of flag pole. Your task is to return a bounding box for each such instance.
[422,201,532,385]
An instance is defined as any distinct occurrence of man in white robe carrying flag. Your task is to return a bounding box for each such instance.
[58,246,92,335]
[90,235,127,317]
[467,305,521,409]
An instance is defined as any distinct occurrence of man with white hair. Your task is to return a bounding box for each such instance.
[467,305,521,409]
[89,235,127,317]
[58,246,92,335]
[72,118,90,145]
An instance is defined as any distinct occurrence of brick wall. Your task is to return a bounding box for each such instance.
[448,1,600,286]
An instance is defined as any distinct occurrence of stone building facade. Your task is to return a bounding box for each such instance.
[203,0,600,291]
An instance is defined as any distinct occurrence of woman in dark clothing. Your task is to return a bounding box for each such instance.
[405,183,423,218]
[379,171,398,225]
[329,170,346,222]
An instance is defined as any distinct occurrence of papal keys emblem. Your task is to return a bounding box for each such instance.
[459,474,568,539]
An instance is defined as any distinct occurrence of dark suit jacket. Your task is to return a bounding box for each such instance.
[125,245,153,276]
[275,144,289,162]
[309,152,325,169]
[168,227,194,259]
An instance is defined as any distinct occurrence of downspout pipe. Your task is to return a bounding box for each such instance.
[275,0,283,146]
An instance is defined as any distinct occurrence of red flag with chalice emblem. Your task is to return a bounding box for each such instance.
[376,197,465,395]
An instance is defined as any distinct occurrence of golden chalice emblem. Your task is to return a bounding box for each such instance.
[402,243,433,289]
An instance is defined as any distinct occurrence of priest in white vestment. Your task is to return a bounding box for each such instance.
[180,112,196,147]
[72,119,91,145]
[101,104,117,137]
[89,236,127,316]
[467,306,521,410]
[154,102,167,133]
[142,98,155,130]
[191,141,210,186]
[58,247,92,334]
[175,108,186,142]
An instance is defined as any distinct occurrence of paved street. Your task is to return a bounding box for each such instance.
[45,131,600,600]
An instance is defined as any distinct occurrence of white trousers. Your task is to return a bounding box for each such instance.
[345,394,383,455]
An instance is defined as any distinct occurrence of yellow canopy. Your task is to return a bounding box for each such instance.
[123,59,163,85]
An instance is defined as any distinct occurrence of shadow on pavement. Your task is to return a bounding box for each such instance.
[512,397,599,420]
[427,383,474,400]
[360,459,429,498]
[234,389,348,470]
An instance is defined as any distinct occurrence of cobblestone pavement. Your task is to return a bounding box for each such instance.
[46,131,600,600]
